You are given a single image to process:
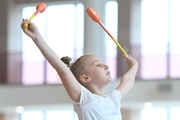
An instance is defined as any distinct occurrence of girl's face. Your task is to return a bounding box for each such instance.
[84,55,112,86]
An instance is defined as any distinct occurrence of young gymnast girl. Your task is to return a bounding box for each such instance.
[21,19,138,120]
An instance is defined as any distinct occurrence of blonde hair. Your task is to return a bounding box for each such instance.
[61,54,92,84]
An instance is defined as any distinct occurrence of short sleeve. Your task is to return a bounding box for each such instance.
[73,86,95,106]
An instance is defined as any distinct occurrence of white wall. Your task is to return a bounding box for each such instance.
[1,79,180,112]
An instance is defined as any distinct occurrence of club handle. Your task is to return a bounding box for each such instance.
[99,21,128,56]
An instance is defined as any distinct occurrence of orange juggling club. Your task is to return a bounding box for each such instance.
[24,3,46,28]
[86,7,128,56]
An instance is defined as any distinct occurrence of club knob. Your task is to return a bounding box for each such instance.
[86,7,101,23]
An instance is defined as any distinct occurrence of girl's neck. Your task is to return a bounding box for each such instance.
[88,86,106,96]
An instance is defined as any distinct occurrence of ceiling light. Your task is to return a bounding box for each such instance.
[144,102,153,109]
[15,106,24,113]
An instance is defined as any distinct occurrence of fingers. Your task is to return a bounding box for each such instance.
[123,54,137,63]
[123,54,131,59]
[21,19,30,29]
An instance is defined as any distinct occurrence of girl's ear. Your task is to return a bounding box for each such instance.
[79,74,91,83]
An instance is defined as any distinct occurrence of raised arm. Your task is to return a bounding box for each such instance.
[116,54,138,99]
[21,19,81,102]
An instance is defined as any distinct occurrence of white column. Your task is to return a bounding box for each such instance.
[7,0,22,83]
[117,0,141,76]
[130,0,142,46]
[118,0,141,46]
[84,0,107,60]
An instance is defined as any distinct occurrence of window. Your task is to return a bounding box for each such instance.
[141,107,180,120]
[169,107,180,120]
[22,3,84,85]
[21,111,44,120]
[21,110,78,120]
[169,0,180,78]
[21,1,118,85]
[141,0,168,79]
[46,110,76,120]
[105,1,118,79]
[141,108,167,120]
[141,0,180,79]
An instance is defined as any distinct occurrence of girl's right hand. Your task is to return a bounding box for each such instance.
[21,19,40,40]
[123,54,138,68]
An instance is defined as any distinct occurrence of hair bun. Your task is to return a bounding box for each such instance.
[61,56,72,67]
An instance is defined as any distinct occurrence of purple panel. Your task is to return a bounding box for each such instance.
[7,53,21,84]
[46,62,61,84]
[170,55,180,78]
[141,56,167,79]
[106,57,117,80]
[22,62,44,85]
